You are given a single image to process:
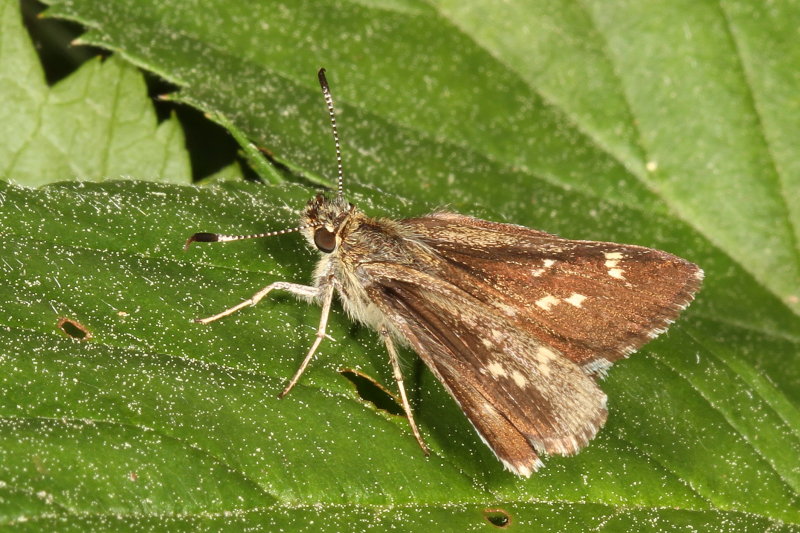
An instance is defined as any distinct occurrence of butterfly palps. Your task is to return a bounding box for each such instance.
[185,69,703,477]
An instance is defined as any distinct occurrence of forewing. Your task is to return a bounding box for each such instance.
[361,263,607,477]
[402,213,703,373]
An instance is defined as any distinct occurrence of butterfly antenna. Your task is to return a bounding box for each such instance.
[318,68,345,200]
[184,224,317,252]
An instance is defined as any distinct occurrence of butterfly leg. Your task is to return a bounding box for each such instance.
[194,282,320,324]
[279,283,335,398]
[381,327,431,456]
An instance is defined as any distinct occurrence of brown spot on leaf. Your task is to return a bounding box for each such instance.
[57,317,92,340]
[483,508,512,528]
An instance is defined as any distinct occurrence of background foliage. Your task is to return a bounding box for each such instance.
[0,0,798,530]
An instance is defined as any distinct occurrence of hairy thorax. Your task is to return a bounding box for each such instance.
[314,213,435,330]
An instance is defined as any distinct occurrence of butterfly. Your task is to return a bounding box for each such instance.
[185,69,703,476]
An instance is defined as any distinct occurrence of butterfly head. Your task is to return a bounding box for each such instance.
[301,193,358,254]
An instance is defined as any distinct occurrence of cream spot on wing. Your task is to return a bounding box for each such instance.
[498,302,518,317]
[603,252,625,279]
[564,293,587,308]
[487,361,508,378]
[533,346,557,377]
[536,345,558,362]
[511,370,527,387]
[537,362,552,377]
[531,258,557,277]
[535,295,560,311]
[608,268,625,279]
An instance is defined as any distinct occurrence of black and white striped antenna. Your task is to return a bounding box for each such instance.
[184,68,344,251]
[183,225,314,251]
[317,68,345,199]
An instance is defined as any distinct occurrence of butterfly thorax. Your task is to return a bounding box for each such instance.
[301,193,437,329]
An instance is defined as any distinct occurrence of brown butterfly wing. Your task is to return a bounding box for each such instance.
[401,213,703,374]
[361,263,607,477]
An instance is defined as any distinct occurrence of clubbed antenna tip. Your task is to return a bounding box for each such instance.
[184,232,219,251]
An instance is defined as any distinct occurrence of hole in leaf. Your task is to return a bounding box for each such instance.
[339,369,404,416]
[57,317,92,340]
[483,508,512,528]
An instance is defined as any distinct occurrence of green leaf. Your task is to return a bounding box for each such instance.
[2,0,799,531]
[1,177,798,531]
[0,1,192,185]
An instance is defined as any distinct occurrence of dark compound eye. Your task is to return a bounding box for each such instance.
[314,227,337,253]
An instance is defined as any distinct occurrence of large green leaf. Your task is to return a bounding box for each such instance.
[0,0,798,531]
[2,179,797,532]
[0,0,191,185]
